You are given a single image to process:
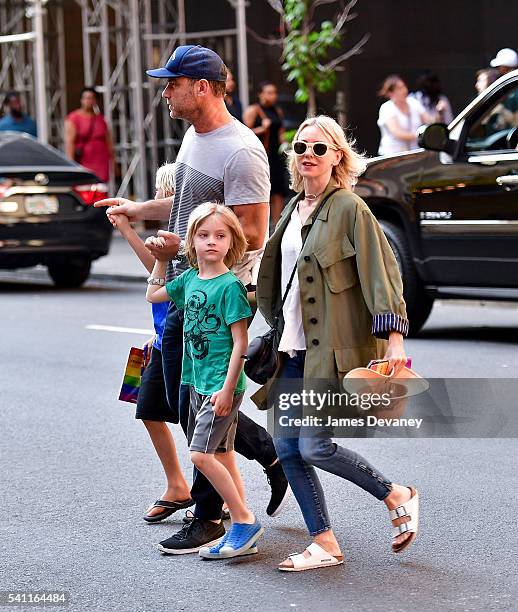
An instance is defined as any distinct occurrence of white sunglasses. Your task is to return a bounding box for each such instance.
[293,140,338,157]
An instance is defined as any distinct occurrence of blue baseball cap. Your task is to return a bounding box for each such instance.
[146,45,227,81]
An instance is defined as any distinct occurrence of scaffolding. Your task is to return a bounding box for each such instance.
[0,0,250,200]
[0,0,66,144]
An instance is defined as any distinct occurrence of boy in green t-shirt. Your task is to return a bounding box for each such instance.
[146,202,264,559]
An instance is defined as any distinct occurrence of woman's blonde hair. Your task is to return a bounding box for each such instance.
[155,162,176,197]
[288,115,366,192]
[185,202,247,269]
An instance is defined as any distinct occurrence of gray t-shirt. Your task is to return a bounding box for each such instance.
[167,119,270,282]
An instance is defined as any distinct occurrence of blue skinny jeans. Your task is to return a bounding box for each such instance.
[273,351,393,536]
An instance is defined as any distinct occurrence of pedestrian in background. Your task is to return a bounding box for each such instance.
[489,48,518,126]
[64,87,114,183]
[224,68,243,122]
[107,163,194,523]
[147,202,264,559]
[243,81,287,225]
[0,92,37,137]
[490,47,518,76]
[377,74,433,156]
[253,115,419,572]
[475,68,499,95]
[410,72,454,124]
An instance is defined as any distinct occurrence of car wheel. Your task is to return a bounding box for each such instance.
[47,258,92,288]
[380,221,434,336]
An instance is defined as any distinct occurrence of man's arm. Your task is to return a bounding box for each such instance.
[230,202,269,250]
[94,196,173,222]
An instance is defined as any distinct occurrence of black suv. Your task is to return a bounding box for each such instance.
[355,69,518,334]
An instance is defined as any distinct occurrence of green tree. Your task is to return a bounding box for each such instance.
[264,0,370,117]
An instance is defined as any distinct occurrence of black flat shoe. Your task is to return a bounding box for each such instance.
[143,498,194,523]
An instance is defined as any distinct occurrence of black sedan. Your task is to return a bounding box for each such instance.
[0,132,112,287]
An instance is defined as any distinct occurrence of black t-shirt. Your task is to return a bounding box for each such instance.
[253,104,283,158]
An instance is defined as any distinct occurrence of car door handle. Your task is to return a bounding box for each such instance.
[496,175,518,186]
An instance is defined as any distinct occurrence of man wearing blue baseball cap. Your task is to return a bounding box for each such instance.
[96,45,291,554]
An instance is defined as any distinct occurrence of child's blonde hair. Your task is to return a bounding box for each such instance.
[185,202,247,269]
[155,162,176,197]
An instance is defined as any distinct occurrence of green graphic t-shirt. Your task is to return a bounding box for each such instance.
[166,268,252,395]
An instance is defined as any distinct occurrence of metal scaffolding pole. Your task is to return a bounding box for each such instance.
[129,0,146,200]
[1,0,249,199]
[234,0,249,108]
[80,0,93,87]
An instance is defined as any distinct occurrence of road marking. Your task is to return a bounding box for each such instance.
[86,324,153,335]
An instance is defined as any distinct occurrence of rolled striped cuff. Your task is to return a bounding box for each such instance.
[372,312,409,339]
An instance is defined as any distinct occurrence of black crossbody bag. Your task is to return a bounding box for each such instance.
[244,189,339,385]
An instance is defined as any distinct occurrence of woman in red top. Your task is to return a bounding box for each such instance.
[65,87,113,183]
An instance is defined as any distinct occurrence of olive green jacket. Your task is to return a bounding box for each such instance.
[251,181,408,410]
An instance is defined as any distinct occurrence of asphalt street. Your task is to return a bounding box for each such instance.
[1,274,517,612]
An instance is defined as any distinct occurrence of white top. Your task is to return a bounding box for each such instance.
[278,206,306,357]
[377,97,426,155]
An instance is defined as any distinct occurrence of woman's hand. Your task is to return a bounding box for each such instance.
[210,387,234,417]
[382,332,407,376]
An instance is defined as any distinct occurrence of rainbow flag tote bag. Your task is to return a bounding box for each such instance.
[119,346,147,404]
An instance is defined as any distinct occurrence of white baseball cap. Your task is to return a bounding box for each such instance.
[490,48,518,68]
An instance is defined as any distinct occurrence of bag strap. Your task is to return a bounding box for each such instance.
[272,187,340,327]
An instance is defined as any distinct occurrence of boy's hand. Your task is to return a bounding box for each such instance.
[143,335,155,367]
[145,230,181,262]
[210,388,234,417]
[107,212,131,234]
[145,234,167,249]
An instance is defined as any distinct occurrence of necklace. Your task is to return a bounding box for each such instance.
[305,189,325,201]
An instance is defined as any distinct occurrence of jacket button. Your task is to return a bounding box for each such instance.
[306,276,314,282]
[304,256,310,262]
[308,297,316,304]
[310,317,318,324]
[312,339,319,346]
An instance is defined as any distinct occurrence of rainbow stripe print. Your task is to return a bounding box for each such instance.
[119,347,146,404]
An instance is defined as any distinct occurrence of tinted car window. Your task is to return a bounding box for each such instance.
[465,84,518,152]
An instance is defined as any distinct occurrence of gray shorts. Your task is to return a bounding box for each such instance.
[187,387,243,454]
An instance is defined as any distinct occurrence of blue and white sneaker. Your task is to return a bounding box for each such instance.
[199,519,263,559]
[199,529,259,559]
[198,531,228,559]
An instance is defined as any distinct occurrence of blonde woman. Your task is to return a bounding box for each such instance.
[253,116,420,571]
[147,203,263,559]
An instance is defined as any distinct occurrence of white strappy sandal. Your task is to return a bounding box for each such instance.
[278,542,344,572]
[390,486,419,553]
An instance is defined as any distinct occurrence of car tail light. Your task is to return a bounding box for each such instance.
[0,182,12,199]
[73,183,108,206]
